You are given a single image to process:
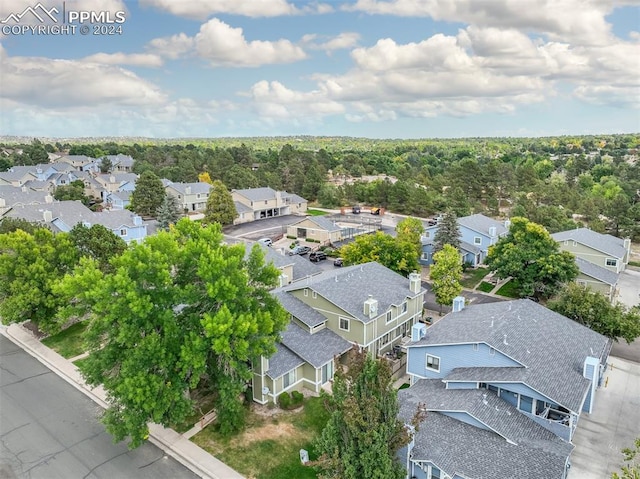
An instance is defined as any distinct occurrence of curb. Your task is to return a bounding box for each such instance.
[1,323,245,479]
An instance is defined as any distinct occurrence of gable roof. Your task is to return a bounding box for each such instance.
[280,322,351,368]
[459,240,482,255]
[0,185,51,208]
[410,299,610,412]
[458,213,508,237]
[273,291,327,328]
[575,257,619,285]
[266,343,306,379]
[166,182,211,195]
[290,215,341,232]
[233,187,277,202]
[552,227,628,259]
[234,201,253,214]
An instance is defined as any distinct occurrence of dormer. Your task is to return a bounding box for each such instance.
[363,295,379,319]
[488,226,497,237]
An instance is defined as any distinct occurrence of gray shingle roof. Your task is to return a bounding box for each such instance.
[166,182,211,195]
[552,228,627,259]
[0,166,38,182]
[408,299,610,412]
[278,262,424,323]
[287,254,322,281]
[283,193,307,203]
[280,322,352,368]
[575,257,619,285]
[0,185,50,207]
[233,187,277,202]
[458,213,508,237]
[459,240,481,255]
[93,210,144,229]
[294,216,341,232]
[266,343,305,379]
[273,291,327,328]
[234,201,253,214]
[105,154,134,166]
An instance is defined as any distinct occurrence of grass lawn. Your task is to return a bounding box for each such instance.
[461,267,490,289]
[477,281,495,293]
[306,209,328,216]
[193,396,329,479]
[41,321,88,359]
[495,280,521,298]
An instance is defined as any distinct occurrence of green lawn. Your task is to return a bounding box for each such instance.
[192,396,329,479]
[477,281,495,293]
[495,280,521,298]
[461,267,490,289]
[306,209,329,216]
[41,321,88,359]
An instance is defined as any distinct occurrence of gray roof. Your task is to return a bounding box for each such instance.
[105,154,134,166]
[266,343,305,379]
[409,299,610,412]
[0,185,51,207]
[93,210,144,229]
[552,228,628,259]
[575,257,619,285]
[278,262,424,324]
[459,240,481,255]
[291,216,341,232]
[458,213,508,237]
[280,322,352,368]
[273,291,327,328]
[234,201,252,214]
[59,155,95,165]
[166,182,211,195]
[96,173,139,186]
[283,193,307,203]
[48,162,76,173]
[233,187,277,202]
[287,254,322,281]
[397,411,571,479]
[0,166,38,182]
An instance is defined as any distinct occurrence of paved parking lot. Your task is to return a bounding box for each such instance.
[569,357,640,478]
[617,268,640,309]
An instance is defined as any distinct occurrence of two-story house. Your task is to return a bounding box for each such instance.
[0,185,54,216]
[400,298,610,479]
[252,262,425,404]
[552,228,631,302]
[421,214,509,266]
[232,187,307,224]
[164,182,211,213]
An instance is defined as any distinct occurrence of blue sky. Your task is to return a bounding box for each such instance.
[0,0,638,139]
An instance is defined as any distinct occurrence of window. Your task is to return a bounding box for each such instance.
[473,343,479,351]
[519,395,533,413]
[265,200,268,204]
[474,236,482,245]
[312,291,317,299]
[424,231,430,239]
[426,354,440,372]
[283,370,295,389]
[339,317,350,331]
[606,258,617,267]
[386,310,393,324]
[489,347,495,356]
[380,332,391,345]
[120,229,127,236]
[421,252,429,261]
[304,289,308,297]
[401,302,408,314]
[564,240,569,245]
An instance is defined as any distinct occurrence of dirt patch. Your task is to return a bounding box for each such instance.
[242,422,299,445]
[22,321,46,339]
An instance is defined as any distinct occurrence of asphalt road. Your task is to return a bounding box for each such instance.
[421,282,505,315]
[0,335,198,479]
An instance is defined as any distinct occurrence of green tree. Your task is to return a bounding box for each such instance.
[612,438,640,479]
[341,231,419,277]
[56,219,287,447]
[433,210,460,254]
[54,180,89,205]
[548,284,640,344]
[203,180,237,226]
[485,217,578,299]
[430,244,463,314]
[100,156,113,173]
[0,229,78,333]
[131,170,165,217]
[68,223,127,272]
[0,217,41,235]
[314,348,424,479]
[395,216,424,258]
[156,193,182,231]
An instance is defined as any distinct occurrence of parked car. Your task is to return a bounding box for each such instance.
[257,238,272,247]
[333,258,344,267]
[352,205,361,214]
[289,245,311,256]
[309,251,327,262]
[370,207,381,215]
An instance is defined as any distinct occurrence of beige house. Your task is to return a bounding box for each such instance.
[165,182,211,212]
[286,216,343,244]
[232,187,307,224]
[574,258,619,302]
[252,262,425,404]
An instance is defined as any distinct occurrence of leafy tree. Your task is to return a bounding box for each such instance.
[198,171,213,184]
[314,348,424,479]
[430,244,463,314]
[433,210,460,254]
[56,219,287,447]
[485,217,578,299]
[156,193,182,231]
[0,217,41,235]
[203,180,237,226]
[395,216,424,258]
[612,438,640,479]
[54,180,89,205]
[68,223,127,272]
[100,156,113,173]
[131,170,165,217]
[341,231,419,277]
[548,284,640,344]
[0,229,78,334]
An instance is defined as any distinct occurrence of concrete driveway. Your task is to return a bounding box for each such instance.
[569,357,640,478]
[617,268,640,309]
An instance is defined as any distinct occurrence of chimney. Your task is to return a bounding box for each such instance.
[364,295,379,318]
[409,271,421,294]
[21,186,27,192]
[279,273,289,287]
[0,198,4,207]
[488,226,497,237]
[185,186,191,195]
[45,194,53,204]
[43,210,52,222]
[452,296,465,312]
[275,190,282,204]
[411,323,427,342]
[504,219,511,229]
[623,238,631,255]
[109,175,115,184]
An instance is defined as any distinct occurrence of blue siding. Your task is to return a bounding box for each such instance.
[440,411,489,431]
[523,411,572,441]
[487,382,555,405]
[582,387,593,413]
[407,343,521,379]
[446,381,477,389]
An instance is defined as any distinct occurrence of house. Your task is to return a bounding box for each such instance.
[252,262,426,404]
[285,216,343,245]
[164,182,211,213]
[94,173,138,195]
[105,154,135,172]
[57,155,96,169]
[421,214,510,266]
[401,298,611,478]
[232,187,307,223]
[573,257,619,302]
[552,227,631,274]
[103,190,132,211]
[0,185,54,216]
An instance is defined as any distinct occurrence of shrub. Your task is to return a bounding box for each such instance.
[291,390,304,407]
[278,392,291,409]
[286,235,297,240]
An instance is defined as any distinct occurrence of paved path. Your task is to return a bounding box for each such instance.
[1,324,245,479]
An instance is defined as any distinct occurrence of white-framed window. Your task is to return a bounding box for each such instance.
[490,347,495,356]
[380,332,391,345]
[474,236,482,245]
[339,317,350,331]
[606,258,617,267]
[120,229,127,236]
[386,310,393,324]
[421,252,429,261]
[424,231,430,239]
[473,343,479,351]
[312,291,317,299]
[572,240,577,246]
[304,289,308,297]
[401,301,408,314]
[426,354,440,372]
[283,369,296,389]
[564,240,569,245]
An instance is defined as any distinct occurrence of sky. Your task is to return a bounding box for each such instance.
[0,0,639,139]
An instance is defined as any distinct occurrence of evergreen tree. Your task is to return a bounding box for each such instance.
[100,156,113,173]
[433,210,460,254]
[156,193,182,231]
[131,170,165,217]
[203,180,237,226]
[430,244,463,314]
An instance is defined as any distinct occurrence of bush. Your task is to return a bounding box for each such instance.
[278,392,291,409]
[287,235,297,240]
[291,390,304,407]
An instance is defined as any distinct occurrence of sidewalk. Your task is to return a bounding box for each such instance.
[1,323,245,479]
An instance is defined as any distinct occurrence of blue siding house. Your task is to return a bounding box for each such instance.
[400,297,611,479]
[420,214,509,266]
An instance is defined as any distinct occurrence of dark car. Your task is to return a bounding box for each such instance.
[352,205,361,214]
[333,258,343,267]
[289,245,311,256]
[309,251,327,262]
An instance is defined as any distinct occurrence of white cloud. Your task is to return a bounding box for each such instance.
[139,0,298,20]
[303,32,361,52]
[249,80,345,119]
[193,18,306,67]
[146,33,195,60]
[82,52,163,68]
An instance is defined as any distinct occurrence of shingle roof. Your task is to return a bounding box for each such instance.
[273,291,327,328]
[458,213,508,237]
[287,254,322,281]
[459,240,481,255]
[266,343,305,379]
[0,185,50,207]
[409,299,610,412]
[283,193,307,203]
[233,187,277,202]
[166,182,211,195]
[575,257,619,285]
[93,210,144,229]
[280,322,352,368]
[105,154,134,166]
[552,228,627,259]
[291,216,341,232]
[0,166,38,182]
[234,201,252,214]
[278,262,424,324]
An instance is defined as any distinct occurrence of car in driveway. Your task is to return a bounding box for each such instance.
[333,257,344,267]
[289,245,311,256]
[257,237,273,247]
[309,251,327,262]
